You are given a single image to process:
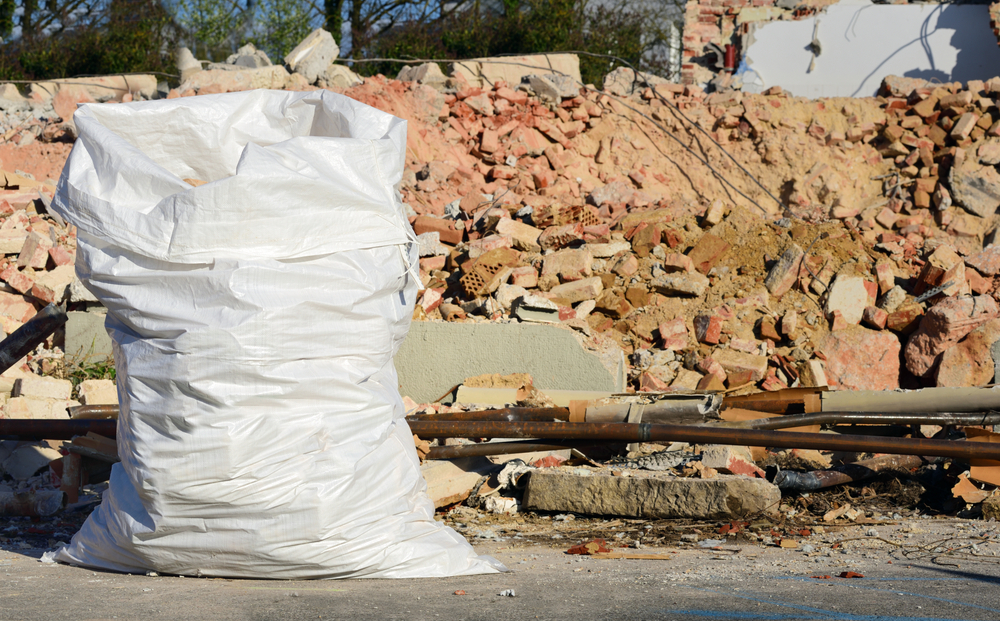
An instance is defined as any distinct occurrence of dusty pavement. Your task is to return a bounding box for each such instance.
[2,517,1000,621]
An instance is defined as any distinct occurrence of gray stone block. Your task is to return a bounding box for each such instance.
[65,309,112,363]
[394,322,624,403]
[522,467,780,519]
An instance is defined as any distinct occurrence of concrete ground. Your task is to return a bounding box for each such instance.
[2,518,1000,621]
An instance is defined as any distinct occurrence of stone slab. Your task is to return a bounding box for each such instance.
[522,466,780,519]
[65,310,112,363]
[395,322,623,403]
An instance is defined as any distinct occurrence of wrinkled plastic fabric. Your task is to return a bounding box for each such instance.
[49,90,504,579]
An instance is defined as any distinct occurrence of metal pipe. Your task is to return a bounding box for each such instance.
[733,411,1000,430]
[407,408,570,422]
[0,419,117,440]
[0,303,67,375]
[773,454,929,491]
[404,420,1000,461]
[68,404,119,420]
[426,440,601,459]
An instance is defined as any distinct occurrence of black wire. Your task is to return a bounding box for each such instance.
[342,54,783,215]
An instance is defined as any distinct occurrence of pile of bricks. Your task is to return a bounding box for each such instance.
[391,70,1000,394]
[6,61,1000,402]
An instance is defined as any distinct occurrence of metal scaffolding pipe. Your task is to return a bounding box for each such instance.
[405,420,1000,461]
[407,408,571,422]
[0,304,67,375]
[425,440,603,459]
[0,419,117,440]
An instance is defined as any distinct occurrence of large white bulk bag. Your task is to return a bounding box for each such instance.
[49,89,504,579]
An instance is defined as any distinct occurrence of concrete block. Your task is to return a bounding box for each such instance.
[78,379,118,405]
[395,322,623,403]
[452,54,582,90]
[522,466,780,519]
[284,28,339,83]
[65,309,112,363]
[700,445,766,478]
[69,278,99,303]
[12,376,72,400]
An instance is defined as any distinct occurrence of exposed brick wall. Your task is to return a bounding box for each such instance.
[679,0,963,86]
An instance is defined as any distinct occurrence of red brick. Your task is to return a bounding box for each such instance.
[694,314,722,344]
[0,264,33,295]
[413,216,463,245]
[861,306,888,330]
[687,233,730,274]
[48,245,74,267]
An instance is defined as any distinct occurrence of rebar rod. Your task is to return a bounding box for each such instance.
[736,411,1000,430]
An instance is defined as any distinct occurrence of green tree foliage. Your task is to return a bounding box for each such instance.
[0,0,176,80]
[366,0,677,86]
[0,0,678,84]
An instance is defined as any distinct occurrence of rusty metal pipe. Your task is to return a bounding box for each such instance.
[404,420,1000,461]
[425,440,607,459]
[773,454,930,491]
[68,404,119,420]
[0,419,117,440]
[739,411,1000,430]
[407,407,571,422]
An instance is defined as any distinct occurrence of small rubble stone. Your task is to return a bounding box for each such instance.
[549,277,603,304]
[824,275,869,325]
[693,314,722,344]
[495,219,542,252]
[764,243,804,298]
[687,233,730,275]
[650,271,709,297]
[878,286,907,313]
[820,327,901,390]
[711,349,768,382]
[77,379,118,405]
[862,306,888,330]
[700,445,765,478]
[966,244,1000,276]
[935,318,1000,387]
[540,249,592,289]
[905,295,999,378]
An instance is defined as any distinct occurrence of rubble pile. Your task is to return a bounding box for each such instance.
[3,28,1000,527]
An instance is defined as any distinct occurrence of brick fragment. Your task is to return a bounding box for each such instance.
[693,314,722,344]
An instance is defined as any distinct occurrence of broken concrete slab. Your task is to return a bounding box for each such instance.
[421,457,496,508]
[1,444,61,480]
[395,322,624,403]
[451,54,582,90]
[522,466,780,519]
[284,28,340,84]
[65,309,112,363]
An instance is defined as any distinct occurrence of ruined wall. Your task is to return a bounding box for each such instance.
[681,0,837,86]
[682,0,1000,88]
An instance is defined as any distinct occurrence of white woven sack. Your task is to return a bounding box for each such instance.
[48,89,504,579]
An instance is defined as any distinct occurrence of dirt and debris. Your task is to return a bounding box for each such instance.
[4,27,1000,571]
